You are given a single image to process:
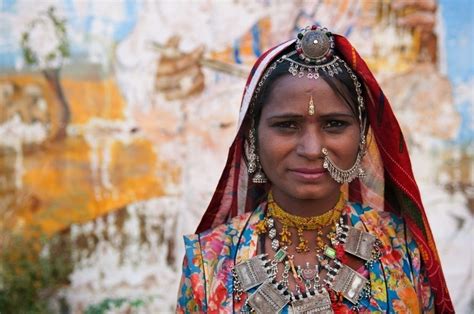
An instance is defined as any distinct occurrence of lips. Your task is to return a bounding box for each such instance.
[289,167,327,181]
[291,168,326,174]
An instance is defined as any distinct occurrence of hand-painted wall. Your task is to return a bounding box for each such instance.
[0,0,471,312]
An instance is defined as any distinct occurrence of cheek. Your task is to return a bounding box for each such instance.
[257,129,274,166]
[257,128,291,169]
[327,129,360,160]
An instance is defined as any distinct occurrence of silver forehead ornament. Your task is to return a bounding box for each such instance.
[281,25,343,79]
[295,25,335,64]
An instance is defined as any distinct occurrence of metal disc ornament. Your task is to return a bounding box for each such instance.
[296,25,335,64]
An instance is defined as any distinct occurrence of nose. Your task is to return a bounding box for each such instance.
[295,126,323,160]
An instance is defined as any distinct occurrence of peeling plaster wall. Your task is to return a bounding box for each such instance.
[66,197,180,312]
[0,1,472,313]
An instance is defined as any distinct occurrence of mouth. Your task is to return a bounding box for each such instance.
[289,167,327,181]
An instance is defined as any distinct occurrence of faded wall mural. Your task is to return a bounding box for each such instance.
[0,0,472,313]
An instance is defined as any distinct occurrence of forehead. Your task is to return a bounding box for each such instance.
[263,75,350,114]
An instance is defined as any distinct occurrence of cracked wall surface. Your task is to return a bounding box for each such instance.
[0,1,472,313]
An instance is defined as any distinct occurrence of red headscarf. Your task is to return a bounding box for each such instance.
[196,33,453,313]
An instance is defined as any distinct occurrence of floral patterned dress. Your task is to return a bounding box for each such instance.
[176,202,434,313]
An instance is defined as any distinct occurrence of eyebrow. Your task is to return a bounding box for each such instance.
[267,112,355,120]
[318,112,355,119]
[267,113,305,120]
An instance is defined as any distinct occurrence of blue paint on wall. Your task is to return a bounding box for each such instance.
[0,0,16,12]
[0,0,140,70]
[233,39,242,64]
[439,0,474,144]
[251,23,262,57]
[114,0,139,41]
[440,0,474,84]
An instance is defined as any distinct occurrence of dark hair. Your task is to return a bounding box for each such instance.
[249,49,366,132]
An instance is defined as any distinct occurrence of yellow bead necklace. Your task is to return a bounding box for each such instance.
[258,191,346,254]
[267,191,345,230]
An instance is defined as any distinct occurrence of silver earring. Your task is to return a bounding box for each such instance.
[246,128,267,184]
[322,144,365,184]
[252,155,267,184]
[246,128,258,174]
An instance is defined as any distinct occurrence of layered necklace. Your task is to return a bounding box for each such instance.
[232,192,382,313]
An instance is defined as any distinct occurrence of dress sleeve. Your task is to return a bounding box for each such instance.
[405,226,435,313]
[176,234,207,313]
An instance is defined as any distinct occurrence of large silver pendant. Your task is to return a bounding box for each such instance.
[248,281,290,313]
[291,289,334,314]
[332,264,368,304]
[343,226,377,261]
[234,254,271,291]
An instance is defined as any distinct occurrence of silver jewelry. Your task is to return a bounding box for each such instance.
[322,147,365,184]
[234,212,380,312]
[291,289,333,314]
[247,280,290,313]
[332,264,370,305]
[246,127,258,174]
[291,26,368,185]
[252,155,268,184]
[246,127,268,184]
[233,254,271,292]
[251,26,368,184]
[235,24,380,311]
[267,217,280,251]
[339,225,378,261]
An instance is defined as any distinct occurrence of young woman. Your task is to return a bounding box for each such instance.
[177,26,453,313]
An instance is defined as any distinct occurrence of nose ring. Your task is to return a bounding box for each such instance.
[322,148,365,183]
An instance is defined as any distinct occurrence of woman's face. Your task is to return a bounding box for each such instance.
[257,75,360,202]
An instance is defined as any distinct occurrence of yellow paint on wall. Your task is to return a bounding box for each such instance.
[0,74,177,237]
[16,136,169,236]
[0,74,125,125]
[63,78,125,124]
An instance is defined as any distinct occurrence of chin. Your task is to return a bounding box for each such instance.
[290,185,337,200]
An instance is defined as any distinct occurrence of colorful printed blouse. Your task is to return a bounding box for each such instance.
[177,202,434,313]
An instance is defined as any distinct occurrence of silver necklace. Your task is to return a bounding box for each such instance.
[233,213,382,313]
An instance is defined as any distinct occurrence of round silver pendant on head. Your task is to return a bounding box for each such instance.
[301,29,330,61]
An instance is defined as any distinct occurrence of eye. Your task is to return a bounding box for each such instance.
[272,120,299,130]
[323,120,349,130]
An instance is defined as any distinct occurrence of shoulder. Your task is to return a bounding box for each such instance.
[348,202,404,229]
[347,202,408,249]
[199,210,254,241]
[183,205,263,259]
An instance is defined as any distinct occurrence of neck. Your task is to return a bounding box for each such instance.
[270,188,342,217]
